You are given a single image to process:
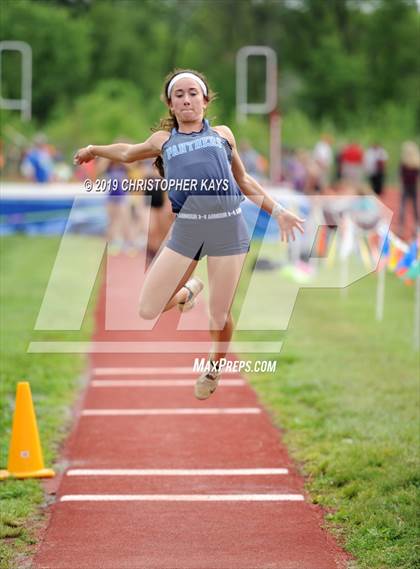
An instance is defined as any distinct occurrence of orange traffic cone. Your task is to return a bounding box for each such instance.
[0,382,55,480]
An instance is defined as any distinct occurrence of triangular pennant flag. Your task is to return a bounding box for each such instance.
[388,241,404,271]
[403,260,420,283]
[396,240,418,276]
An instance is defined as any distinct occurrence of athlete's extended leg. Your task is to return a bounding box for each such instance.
[194,253,247,400]
[138,247,198,320]
[206,253,247,361]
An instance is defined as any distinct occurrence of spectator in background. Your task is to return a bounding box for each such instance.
[20,133,54,183]
[126,160,148,253]
[283,149,323,194]
[140,160,172,267]
[95,142,132,255]
[364,143,388,196]
[284,148,307,193]
[340,141,364,182]
[313,133,333,190]
[238,139,267,182]
[298,149,321,194]
[398,141,420,238]
[53,149,73,181]
[350,181,382,231]
[334,145,344,181]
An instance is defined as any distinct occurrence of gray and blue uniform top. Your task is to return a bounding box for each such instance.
[162,119,245,215]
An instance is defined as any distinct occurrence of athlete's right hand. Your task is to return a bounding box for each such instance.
[73,146,94,165]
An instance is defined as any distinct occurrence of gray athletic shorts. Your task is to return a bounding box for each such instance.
[165,212,251,260]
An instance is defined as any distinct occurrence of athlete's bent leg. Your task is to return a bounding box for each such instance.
[139,246,198,320]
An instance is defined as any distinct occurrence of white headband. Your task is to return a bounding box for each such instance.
[167,72,208,99]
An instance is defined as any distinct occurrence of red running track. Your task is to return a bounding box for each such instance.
[33,252,352,569]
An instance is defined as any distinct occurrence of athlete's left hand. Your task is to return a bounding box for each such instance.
[276,210,306,242]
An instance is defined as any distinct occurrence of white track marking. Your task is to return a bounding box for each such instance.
[28,341,282,354]
[91,379,245,387]
[82,408,261,416]
[93,367,240,376]
[60,494,304,502]
[66,468,289,476]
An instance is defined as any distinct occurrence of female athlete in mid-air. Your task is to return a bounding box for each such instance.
[74,68,305,400]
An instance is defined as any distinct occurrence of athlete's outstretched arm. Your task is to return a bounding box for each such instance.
[73,131,168,165]
[214,125,284,211]
[214,125,305,241]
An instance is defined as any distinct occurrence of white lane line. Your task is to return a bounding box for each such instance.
[82,408,261,416]
[60,494,304,502]
[29,341,282,354]
[91,379,245,387]
[93,367,240,376]
[67,468,289,476]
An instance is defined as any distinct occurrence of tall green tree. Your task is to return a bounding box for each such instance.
[364,0,420,112]
[1,0,419,129]
[1,0,92,120]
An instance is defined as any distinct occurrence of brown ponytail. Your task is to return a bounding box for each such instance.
[151,68,216,177]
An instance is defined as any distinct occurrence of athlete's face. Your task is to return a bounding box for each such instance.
[168,78,207,123]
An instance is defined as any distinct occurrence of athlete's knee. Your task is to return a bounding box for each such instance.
[138,301,160,320]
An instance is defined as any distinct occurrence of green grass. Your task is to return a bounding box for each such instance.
[232,243,419,569]
[0,235,101,569]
